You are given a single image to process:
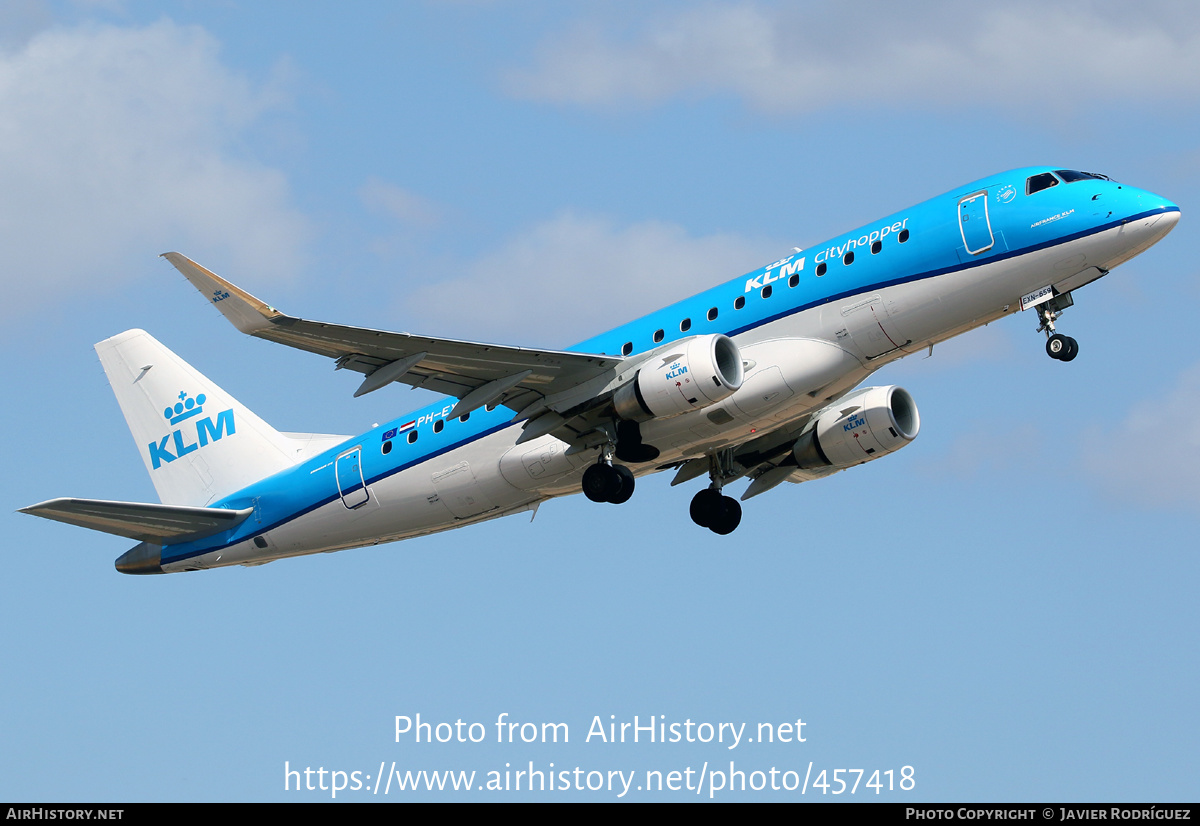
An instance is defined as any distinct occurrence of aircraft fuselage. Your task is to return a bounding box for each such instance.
[105,167,1179,573]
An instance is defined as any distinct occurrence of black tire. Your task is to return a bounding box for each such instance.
[1061,336,1079,362]
[608,464,635,504]
[709,496,742,535]
[690,488,722,528]
[582,463,621,503]
[1046,333,1069,360]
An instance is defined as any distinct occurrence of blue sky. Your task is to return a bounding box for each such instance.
[3,0,1198,802]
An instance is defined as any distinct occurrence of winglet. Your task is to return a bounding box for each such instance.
[161,252,283,335]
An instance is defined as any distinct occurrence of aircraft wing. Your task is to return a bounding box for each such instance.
[19,498,254,544]
[163,253,623,422]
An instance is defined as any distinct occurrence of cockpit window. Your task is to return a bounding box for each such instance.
[1055,169,1112,183]
[1026,173,1059,195]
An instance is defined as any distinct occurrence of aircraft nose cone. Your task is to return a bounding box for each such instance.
[1143,190,1180,218]
[1143,194,1181,241]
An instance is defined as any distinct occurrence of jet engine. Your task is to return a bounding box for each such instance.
[613,334,744,421]
[792,385,919,470]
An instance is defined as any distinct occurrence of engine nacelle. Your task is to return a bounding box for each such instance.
[613,334,744,421]
[792,385,920,470]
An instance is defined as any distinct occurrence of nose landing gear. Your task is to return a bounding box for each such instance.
[1046,333,1079,362]
[1035,292,1079,362]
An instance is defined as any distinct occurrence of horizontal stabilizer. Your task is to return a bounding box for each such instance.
[20,498,253,544]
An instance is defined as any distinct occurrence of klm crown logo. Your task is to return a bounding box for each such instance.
[148,389,236,470]
[165,391,206,425]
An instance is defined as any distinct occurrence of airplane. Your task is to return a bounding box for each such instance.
[20,167,1179,574]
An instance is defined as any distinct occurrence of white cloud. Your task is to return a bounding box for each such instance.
[505,2,1200,115]
[360,177,442,228]
[404,211,779,345]
[1080,364,1200,509]
[0,20,309,317]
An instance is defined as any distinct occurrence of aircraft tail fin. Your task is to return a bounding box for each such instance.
[96,329,300,506]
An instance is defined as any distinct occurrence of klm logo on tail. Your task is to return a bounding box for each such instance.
[148,390,235,469]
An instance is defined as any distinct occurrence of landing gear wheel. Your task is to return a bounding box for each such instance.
[1046,333,1079,361]
[708,496,742,536]
[1046,333,1069,360]
[689,489,742,534]
[608,464,635,504]
[582,463,622,503]
[690,488,723,528]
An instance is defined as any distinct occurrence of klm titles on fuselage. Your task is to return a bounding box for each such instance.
[812,216,911,265]
[739,215,911,293]
[148,390,236,469]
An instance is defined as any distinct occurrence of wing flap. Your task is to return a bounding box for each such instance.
[20,498,254,544]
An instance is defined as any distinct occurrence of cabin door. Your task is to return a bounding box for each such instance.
[958,191,995,255]
[335,447,370,509]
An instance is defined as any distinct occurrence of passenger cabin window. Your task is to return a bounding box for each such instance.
[734,296,745,310]
[816,262,827,276]
[843,251,854,265]
[761,284,773,299]
[680,318,692,332]
[433,419,444,434]
[788,274,800,288]
[707,307,718,321]
[653,329,664,343]
[1026,172,1059,195]
[621,342,633,356]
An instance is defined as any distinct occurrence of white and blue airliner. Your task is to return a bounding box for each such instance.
[21,167,1179,574]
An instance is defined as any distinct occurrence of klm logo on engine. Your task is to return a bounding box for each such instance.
[843,415,866,432]
[148,390,236,470]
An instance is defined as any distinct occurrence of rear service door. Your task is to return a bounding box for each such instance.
[335,447,370,509]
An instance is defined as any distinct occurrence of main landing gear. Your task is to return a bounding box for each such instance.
[690,487,742,535]
[1035,293,1079,362]
[577,425,743,536]
[689,451,742,535]
[581,420,659,504]
[582,441,635,504]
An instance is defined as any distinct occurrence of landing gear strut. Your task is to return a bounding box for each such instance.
[1035,293,1079,362]
[689,451,742,535]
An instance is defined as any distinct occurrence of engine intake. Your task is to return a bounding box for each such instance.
[793,386,919,470]
[613,334,744,421]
